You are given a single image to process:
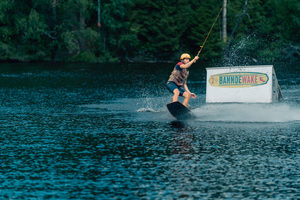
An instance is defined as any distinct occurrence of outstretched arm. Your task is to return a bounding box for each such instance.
[184,84,197,98]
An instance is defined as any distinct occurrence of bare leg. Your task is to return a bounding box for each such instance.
[182,92,191,107]
[173,89,180,102]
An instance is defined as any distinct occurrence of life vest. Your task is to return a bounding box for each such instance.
[168,62,189,86]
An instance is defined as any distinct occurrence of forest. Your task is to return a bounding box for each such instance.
[0,0,299,64]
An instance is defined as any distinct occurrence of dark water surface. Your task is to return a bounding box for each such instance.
[0,62,299,199]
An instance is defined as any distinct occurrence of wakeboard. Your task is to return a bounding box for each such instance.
[166,101,195,120]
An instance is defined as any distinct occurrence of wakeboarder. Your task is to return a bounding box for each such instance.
[166,53,199,107]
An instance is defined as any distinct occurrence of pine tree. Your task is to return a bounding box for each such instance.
[0,0,14,59]
[101,0,138,61]
[130,0,197,61]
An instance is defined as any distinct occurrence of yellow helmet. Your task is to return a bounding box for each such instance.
[180,53,191,60]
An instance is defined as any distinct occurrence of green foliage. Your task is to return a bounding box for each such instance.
[130,0,196,60]
[186,0,223,60]
[101,0,138,60]
[0,0,298,63]
[0,0,15,59]
[16,9,50,60]
[226,0,300,63]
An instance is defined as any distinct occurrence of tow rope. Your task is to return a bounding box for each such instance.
[196,6,223,57]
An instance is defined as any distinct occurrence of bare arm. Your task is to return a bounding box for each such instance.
[184,84,197,98]
[184,84,191,93]
[180,56,199,69]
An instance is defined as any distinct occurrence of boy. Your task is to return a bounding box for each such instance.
[166,53,199,107]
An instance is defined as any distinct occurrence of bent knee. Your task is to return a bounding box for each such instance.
[184,92,191,98]
[173,89,180,96]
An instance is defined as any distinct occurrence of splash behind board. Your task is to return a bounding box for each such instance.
[166,102,194,120]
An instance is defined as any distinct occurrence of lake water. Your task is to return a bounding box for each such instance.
[0,62,299,199]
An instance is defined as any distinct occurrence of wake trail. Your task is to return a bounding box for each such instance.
[192,103,300,122]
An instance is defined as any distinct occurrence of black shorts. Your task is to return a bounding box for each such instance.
[166,81,185,96]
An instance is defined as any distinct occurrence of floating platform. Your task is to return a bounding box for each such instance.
[206,65,282,103]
